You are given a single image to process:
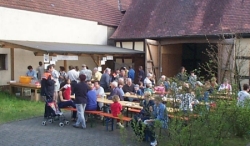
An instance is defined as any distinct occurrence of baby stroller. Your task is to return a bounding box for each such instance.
[42,97,69,127]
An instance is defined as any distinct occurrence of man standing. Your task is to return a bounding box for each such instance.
[100,68,111,92]
[128,66,135,82]
[138,66,145,82]
[92,67,102,81]
[51,64,60,102]
[67,65,79,95]
[36,61,44,81]
[80,64,92,81]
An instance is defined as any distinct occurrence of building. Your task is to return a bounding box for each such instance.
[111,0,250,85]
[0,0,145,85]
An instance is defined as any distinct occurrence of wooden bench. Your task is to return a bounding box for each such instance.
[62,107,132,130]
[128,108,141,117]
[168,114,199,121]
[61,107,102,127]
[98,112,132,131]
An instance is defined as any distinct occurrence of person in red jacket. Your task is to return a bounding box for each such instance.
[110,95,124,128]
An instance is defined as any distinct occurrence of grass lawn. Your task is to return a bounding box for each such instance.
[0,92,44,124]
[223,137,249,146]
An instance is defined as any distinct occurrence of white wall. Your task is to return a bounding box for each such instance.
[12,49,96,82]
[0,7,108,45]
[235,39,250,87]
[116,41,144,51]
[0,7,110,85]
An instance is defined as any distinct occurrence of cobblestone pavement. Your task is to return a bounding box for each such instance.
[0,112,146,146]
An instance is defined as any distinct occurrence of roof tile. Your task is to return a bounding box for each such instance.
[0,0,132,27]
[112,0,250,39]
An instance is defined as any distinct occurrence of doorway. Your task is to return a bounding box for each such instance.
[182,43,218,79]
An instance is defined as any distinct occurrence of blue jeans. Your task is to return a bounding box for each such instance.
[58,100,76,118]
[75,104,86,128]
[199,91,209,102]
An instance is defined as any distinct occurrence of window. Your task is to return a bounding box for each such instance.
[0,54,7,70]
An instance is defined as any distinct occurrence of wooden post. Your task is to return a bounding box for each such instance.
[64,60,68,72]
[97,56,101,66]
[158,41,162,78]
[10,48,14,80]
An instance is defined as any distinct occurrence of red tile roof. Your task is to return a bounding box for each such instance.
[111,0,250,39]
[0,0,132,27]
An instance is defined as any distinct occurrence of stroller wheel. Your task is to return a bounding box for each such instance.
[48,119,53,123]
[59,122,64,127]
[65,121,70,125]
[42,121,46,126]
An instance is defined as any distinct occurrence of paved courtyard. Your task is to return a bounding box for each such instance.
[0,112,145,146]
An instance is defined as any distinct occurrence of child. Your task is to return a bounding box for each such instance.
[139,81,144,94]
[129,84,142,102]
[134,84,142,96]
[237,84,250,107]
[60,79,71,100]
[110,95,124,128]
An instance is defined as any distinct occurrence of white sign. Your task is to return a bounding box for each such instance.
[57,55,78,60]
[44,63,49,69]
[44,54,49,63]
[50,61,56,65]
[51,56,57,61]
[106,56,113,60]
[98,67,102,71]
[102,57,107,61]
[101,60,105,65]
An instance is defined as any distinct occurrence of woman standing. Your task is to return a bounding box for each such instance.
[72,74,88,129]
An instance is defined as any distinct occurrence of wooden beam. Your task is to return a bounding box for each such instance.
[146,39,159,45]
[160,38,220,45]
[132,41,135,50]
[64,60,68,72]
[90,55,99,67]
[10,48,14,80]
[158,41,162,77]
[97,56,101,66]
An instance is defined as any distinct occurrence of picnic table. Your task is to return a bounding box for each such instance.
[8,82,41,101]
[209,92,235,100]
[97,98,179,113]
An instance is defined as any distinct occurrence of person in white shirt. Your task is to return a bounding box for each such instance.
[237,84,250,107]
[144,73,152,87]
[36,61,44,81]
[218,78,232,93]
[66,65,79,95]
[80,64,92,81]
[51,64,60,102]
[94,81,105,110]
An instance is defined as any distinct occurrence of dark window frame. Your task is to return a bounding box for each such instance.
[0,54,7,70]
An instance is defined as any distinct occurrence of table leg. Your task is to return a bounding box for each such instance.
[34,89,38,101]
[9,85,13,95]
[126,107,129,127]
[21,87,24,97]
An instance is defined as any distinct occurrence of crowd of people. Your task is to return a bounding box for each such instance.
[27,61,250,146]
